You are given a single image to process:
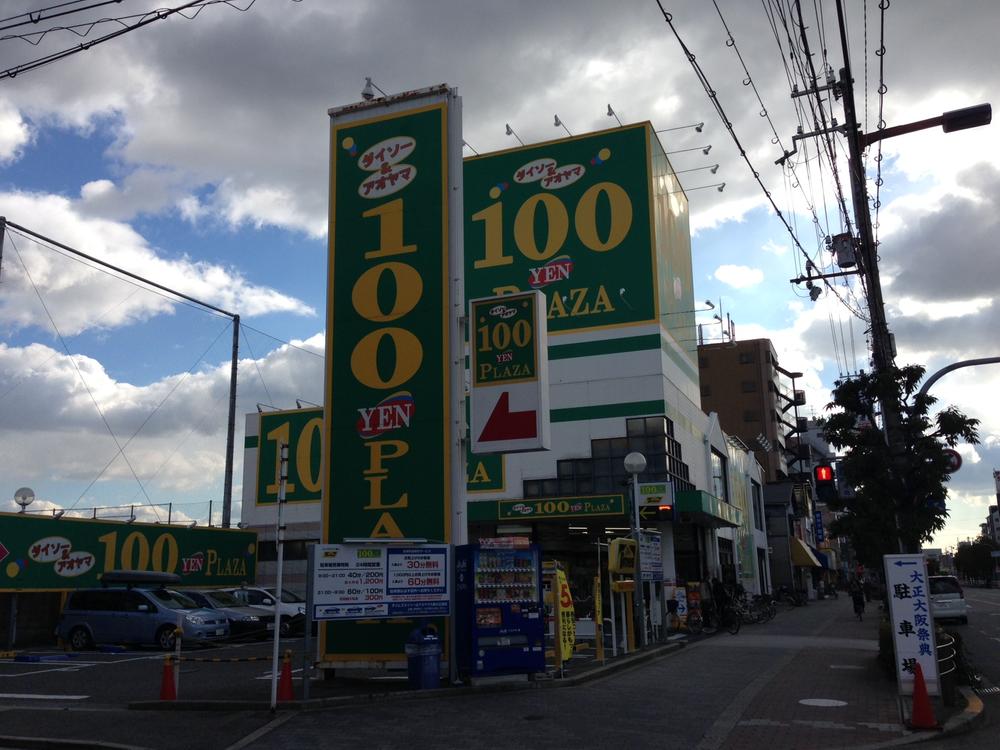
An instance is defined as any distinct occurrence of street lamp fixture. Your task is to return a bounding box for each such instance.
[623,452,647,649]
[860,103,991,148]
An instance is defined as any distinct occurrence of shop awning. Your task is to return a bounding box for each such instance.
[675,490,742,529]
[810,545,830,570]
[790,537,822,567]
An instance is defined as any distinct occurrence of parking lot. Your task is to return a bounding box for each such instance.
[0,636,335,706]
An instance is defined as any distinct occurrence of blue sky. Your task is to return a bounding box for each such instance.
[1,0,997,549]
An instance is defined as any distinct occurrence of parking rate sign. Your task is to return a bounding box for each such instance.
[469,290,550,454]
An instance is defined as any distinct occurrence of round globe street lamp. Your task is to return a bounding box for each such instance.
[624,452,647,649]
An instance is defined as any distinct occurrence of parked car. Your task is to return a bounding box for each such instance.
[183,589,275,640]
[929,575,968,624]
[58,586,230,650]
[219,586,306,636]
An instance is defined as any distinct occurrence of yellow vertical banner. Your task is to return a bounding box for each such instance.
[556,568,576,664]
[593,576,604,663]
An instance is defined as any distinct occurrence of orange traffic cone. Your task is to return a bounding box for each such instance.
[159,655,177,701]
[908,662,939,730]
[277,650,294,703]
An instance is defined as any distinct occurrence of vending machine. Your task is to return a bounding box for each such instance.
[455,541,546,678]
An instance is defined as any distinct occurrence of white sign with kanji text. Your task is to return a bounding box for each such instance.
[884,553,939,696]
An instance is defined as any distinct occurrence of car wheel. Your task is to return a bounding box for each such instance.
[279,617,291,637]
[68,626,92,651]
[156,626,177,651]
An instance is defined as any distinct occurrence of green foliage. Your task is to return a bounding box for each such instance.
[822,364,979,564]
[953,536,999,582]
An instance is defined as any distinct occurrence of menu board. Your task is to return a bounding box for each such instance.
[312,544,450,620]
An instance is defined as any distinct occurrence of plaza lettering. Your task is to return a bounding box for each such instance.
[547,285,616,319]
[205,549,248,578]
[478,362,533,381]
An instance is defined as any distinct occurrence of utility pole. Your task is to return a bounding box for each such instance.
[834,0,908,553]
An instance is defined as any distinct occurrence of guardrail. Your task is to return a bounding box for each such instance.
[937,631,957,706]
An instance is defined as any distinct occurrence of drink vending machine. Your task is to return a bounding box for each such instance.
[455,542,546,678]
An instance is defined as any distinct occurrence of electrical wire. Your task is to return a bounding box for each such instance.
[655,1,866,321]
[5,226,233,322]
[871,0,889,257]
[240,325,274,407]
[7,231,159,518]
[0,0,121,32]
[67,317,233,511]
[0,0,258,79]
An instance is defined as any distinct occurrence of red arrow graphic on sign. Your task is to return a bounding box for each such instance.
[479,391,537,443]
[0,541,9,565]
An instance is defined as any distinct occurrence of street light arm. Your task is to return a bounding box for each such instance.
[917,356,1000,400]
[861,103,991,148]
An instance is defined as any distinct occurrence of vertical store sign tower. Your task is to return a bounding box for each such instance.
[322,85,465,664]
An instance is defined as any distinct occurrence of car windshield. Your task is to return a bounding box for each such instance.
[151,589,198,610]
[206,590,243,608]
[930,577,962,595]
[268,588,304,604]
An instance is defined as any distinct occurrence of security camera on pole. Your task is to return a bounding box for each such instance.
[624,452,647,648]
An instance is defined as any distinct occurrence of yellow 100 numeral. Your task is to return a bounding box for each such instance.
[471,181,633,269]
[476,319,531,352]
[98,531,179,573]
[266,417,323,495]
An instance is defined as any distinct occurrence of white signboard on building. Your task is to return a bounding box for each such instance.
[312,544,450,620]
[640,529,663,582]
[884,553,939,696]
[469,291,550,454]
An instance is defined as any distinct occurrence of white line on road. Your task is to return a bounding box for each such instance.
[0,693,89,700]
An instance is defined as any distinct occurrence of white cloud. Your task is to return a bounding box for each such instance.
[0,190,315,334]
[0,99,31,164]
[713,264,765,289]
[761,239,789,256]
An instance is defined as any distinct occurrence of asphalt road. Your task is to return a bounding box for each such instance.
[919,584,1000,750]
[1,594,994,750]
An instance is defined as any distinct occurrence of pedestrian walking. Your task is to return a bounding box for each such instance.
[850,579,865,621]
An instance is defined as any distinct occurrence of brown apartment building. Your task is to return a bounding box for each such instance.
[697,338,804,483]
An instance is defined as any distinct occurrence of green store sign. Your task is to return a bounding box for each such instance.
[0,513,257,592]
[324,103,451,544]
[464,124,655,335]
[498,494,625,520]
[470,292,540,387]
[252,406,503,500]
[256,409,323,504]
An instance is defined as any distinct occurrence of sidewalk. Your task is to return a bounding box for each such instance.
[709,596,963,749]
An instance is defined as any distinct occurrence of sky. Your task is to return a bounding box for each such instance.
[0,0,997,551]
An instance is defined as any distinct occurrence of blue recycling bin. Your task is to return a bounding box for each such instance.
[405,628,441,690]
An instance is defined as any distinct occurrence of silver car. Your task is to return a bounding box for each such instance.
[929,575,968,624]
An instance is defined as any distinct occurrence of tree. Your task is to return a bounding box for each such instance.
[822,364,979,564]
[954,536,1000,584]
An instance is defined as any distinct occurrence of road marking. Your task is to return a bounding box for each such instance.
[799,698,848,707]
[0,692,89,700]
[0,664,97,677]
[255,667,302,680]
[829,664,865,670]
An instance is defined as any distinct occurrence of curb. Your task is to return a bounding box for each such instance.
[855,686,986,749]
[127,641,685,712]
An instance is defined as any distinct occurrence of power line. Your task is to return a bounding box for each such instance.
[0,0,259,80]
[654,1,865,320]
[0,0,119,32]
[6,231,160,518]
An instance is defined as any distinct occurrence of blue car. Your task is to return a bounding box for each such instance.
[58,586,230,650]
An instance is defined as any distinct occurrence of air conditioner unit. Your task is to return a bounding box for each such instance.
[794,390,806,406]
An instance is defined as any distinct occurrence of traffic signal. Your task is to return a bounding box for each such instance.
[657,502,674,522]
[813,463,837,503]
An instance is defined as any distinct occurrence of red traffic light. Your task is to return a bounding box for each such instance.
[814,464,834,483]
